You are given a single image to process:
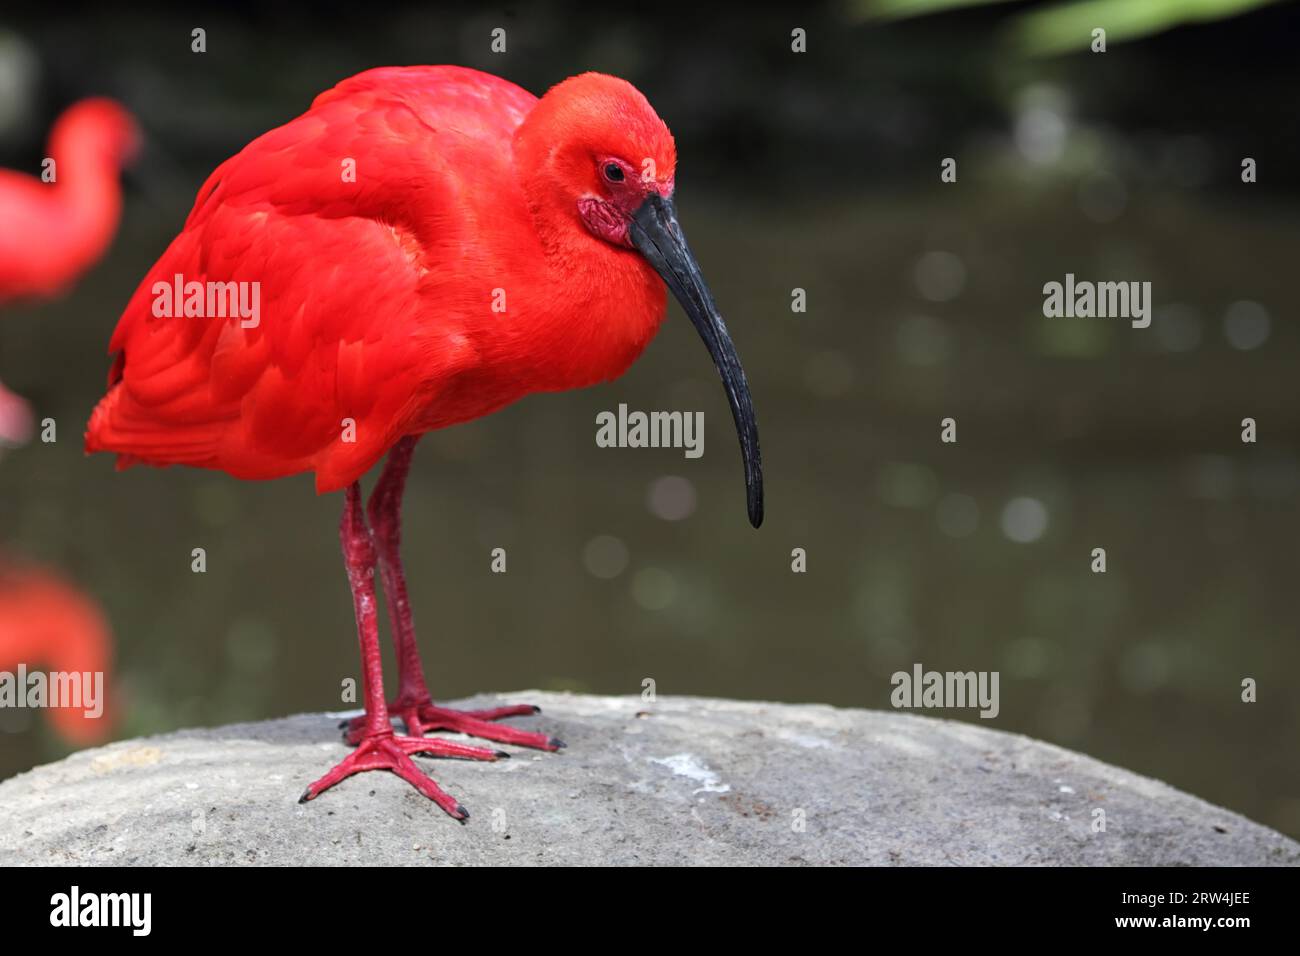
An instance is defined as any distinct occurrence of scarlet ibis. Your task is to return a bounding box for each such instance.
[0,97,140,300]
[0,557,114,746]
[85,66,762,820]
[0,97,140,440]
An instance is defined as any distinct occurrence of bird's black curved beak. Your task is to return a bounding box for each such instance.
[629,193,763,528]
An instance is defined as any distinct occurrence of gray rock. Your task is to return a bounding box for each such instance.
[0,692,1294,865]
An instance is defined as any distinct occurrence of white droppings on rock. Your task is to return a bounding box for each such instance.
[648,753,730,794]
[776,730,835,750]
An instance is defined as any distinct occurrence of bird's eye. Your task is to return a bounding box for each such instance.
[603,163,625,183]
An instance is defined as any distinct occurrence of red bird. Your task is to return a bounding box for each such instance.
[0,557,114,747]
[0,97,139,300]
[85,66,762,820]
[0,97,140,442]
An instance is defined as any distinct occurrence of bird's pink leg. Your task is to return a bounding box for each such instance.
[302,483,507,821]
[345,436,561,752]
[366,437,428,709]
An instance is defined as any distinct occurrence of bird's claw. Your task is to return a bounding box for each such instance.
[301,731,503,820]
[342,699,560,752]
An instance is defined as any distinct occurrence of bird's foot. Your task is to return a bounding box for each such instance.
[301,729,505,820]
[342,698,563,751]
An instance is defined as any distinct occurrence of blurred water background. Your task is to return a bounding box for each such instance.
[1,0,1297,837]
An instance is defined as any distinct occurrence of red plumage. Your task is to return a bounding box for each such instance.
[86,66,674,492]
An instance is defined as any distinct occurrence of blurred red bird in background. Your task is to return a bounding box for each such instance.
[0,97,140,444]
[0,557,114,747]
[0,97,140,299]
[0,98,134,748]
[86,66,762,820]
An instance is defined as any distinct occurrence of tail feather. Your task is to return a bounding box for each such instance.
[85,379,225,468]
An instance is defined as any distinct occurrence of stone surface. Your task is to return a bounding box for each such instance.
[0,692,1295,865]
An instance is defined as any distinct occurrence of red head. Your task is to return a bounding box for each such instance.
[515,73,763,527]
[517,72,677,248]
[50,97,142,172]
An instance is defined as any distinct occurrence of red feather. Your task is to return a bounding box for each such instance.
[86,66,674,492]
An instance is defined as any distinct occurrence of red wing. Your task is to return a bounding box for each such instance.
[84,70,533,491]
